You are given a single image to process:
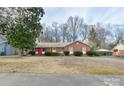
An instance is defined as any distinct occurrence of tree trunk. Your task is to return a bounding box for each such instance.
[17,49,23,56]
[21,49,24,56]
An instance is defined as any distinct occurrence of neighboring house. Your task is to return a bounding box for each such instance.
[33,41,90,55]
[112,42,124,56]
[0,35,16,55]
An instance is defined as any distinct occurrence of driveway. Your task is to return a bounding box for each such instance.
[0,73,123,86]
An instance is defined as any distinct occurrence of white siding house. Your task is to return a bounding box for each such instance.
[112,42,124,56]
[0,35,16,55]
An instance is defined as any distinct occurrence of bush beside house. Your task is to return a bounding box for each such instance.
[51,52,60,56]
[28,51,35,55]
[87,49,112,57]
[86,48,100,56]
[74,51,83,56]
[0,52,6,56]
[95,51,112,56]
[28,48,112,57]
[45,52,60,56]
[64,51,69,56]
[44,52,51,56]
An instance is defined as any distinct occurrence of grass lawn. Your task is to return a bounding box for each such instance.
[0,56,124,75]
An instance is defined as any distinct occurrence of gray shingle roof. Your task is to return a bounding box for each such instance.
[36,42,71,48]
[36,41,90,48]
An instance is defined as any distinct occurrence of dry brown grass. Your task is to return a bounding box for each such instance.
[0,56,124,75]
[63,64,124,75]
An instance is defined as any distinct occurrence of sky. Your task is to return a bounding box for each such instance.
[42,7,124,25]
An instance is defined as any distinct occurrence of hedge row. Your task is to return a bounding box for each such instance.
[29,51,83,56]
[28,50,112,56]
[74,51,83,56]
[87,51,112,56]
[86,51,99,56]
[0,52,6,56]
[45,52,60,56]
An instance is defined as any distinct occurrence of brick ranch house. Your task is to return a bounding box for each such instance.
[32,41,90,55]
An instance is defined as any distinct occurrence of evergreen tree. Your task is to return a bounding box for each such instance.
[7,8,44,55]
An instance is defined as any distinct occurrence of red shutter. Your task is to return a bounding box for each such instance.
[56,48,60,53]
[80,47,82,52]
[86,47,90,53]
[32,48,34,51]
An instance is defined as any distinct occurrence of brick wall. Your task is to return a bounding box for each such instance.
[64,41,90,53]
[119,50,124,56]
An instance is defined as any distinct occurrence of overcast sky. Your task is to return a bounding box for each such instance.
[42,7,124,25]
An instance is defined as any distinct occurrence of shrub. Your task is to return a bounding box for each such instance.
[28,51,35,55]
[45,52,60,56]
[45,52,51,56]
[0,52,6,56]
[74,51,83,56]
[87,51,94,56]
[95,51,112,56]
[64,51,69,56]
[87,51,100,56]
[51,52,60,56]
[94,52,100,56]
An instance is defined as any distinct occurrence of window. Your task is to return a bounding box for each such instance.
[43,48,46,51]
[35,48,38,54]
[52,48,56,52]
[60,48,64,54]
[76,42,79,44]
[114,49,118,52]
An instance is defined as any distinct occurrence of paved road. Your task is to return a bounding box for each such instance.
[0,73,124,86]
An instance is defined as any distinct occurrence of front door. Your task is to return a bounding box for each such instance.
[38,48,42,55]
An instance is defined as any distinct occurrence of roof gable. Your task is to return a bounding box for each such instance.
[113,43,124,50]
[64,41,90,48]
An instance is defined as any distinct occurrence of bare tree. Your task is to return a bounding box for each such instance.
[60,23,72,42]
[79,24,89,42]
[39,24,55,42]
[96,25,111,48]
[112,28,124,46]
[67,16,84,42]
[106,25,124,49]
[115,28,124,43]
[52,22,61,42]
[45,26,55,42]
